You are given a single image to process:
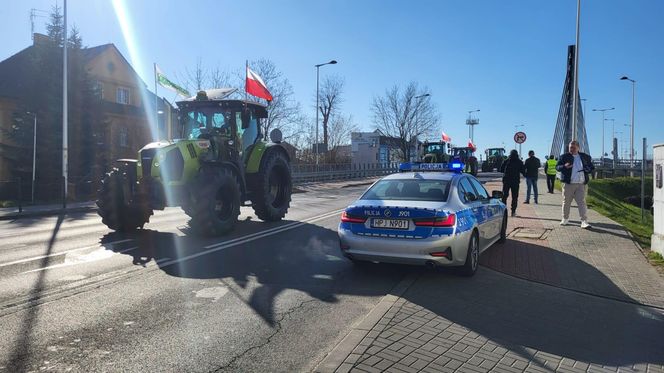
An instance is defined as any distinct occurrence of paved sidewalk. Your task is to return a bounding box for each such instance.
[0,201,96,221]
[318,176,664,373]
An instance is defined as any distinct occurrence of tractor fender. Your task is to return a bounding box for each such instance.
[246,143,291,174]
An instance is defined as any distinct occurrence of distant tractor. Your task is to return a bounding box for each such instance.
[451,147,478,176]
[481,147,507,172]
[421,141,451,163]
[96,88,292,236]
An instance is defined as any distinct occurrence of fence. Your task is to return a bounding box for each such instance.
[0,163,400,204]
[291,162,399,184]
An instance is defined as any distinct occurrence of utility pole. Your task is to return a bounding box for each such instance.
[571,0,581,141]
[62,0,68,208]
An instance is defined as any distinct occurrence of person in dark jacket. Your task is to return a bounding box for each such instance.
[500,149,525,217]
[523,150,541,204]
[556,140,595,228]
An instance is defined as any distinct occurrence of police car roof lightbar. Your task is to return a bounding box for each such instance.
[399,161,465,173]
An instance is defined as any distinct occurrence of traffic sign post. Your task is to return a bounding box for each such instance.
[514,131,527,157]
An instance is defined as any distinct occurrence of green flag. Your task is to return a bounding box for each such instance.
[156,65,190,97]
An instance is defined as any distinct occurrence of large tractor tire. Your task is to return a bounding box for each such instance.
[187,167,241,236]
[250,151,292,222]
[97,168,152,232]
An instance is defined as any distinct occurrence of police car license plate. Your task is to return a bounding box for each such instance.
[371,218,409,230]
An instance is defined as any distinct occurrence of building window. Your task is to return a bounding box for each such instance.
[94,81,104,99]
[116,87,130,105]
[119,127,128,148]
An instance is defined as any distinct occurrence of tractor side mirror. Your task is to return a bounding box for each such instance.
[241,110,250,129]
[491,190,503,199]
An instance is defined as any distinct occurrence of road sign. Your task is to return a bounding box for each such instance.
[514,131,527,144]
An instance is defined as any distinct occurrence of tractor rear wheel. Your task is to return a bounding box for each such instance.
[187,167,241,236]
[97,168,152,231]
[250,151,292,222]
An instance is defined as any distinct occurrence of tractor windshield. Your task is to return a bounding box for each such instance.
[181,108,234,139]
[424,143,446,154]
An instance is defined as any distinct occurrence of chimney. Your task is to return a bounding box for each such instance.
[33,33,50,46]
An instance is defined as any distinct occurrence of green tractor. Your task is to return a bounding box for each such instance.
[481,147,507,172]
[420,141,451,163]
[96,88,292,236]
[450,147,478,176]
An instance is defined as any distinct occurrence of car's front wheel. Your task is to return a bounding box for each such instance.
[460,231,480,277]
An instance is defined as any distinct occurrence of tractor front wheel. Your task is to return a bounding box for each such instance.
[187,167,241,236]
[250,151,292,222]
[97,168,152,232]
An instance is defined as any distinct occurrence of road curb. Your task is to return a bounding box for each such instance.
[313,272,420,373]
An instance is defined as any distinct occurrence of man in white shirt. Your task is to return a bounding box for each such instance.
[556,141,595,228]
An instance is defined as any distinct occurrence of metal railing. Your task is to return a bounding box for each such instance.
[291,162,399,184]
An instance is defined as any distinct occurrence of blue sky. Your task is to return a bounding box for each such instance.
[2,0,663,159]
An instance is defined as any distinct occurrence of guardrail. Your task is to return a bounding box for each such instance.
[291,163,399,184]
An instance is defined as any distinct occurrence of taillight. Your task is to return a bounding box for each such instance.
[414,214,456,227]
[341,211,367,224]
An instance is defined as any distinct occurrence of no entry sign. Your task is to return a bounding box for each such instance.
[514,131,527,144]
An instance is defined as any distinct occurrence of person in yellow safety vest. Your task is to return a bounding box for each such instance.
[544,155,558,193]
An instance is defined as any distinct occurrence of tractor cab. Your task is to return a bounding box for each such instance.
[176,89,268,162]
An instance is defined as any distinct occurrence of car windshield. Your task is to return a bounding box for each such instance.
[361,179,450,202]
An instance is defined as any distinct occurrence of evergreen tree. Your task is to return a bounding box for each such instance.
[45,5,64,47]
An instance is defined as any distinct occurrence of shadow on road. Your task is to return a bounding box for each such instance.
[6,214,65,372]
[95,218,664,369]
[100,219,420,327]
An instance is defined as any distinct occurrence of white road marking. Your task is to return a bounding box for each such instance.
[0,239,133,268]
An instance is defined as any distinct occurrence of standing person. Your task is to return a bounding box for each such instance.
[557,141,595,228]
[544,154,557,193]
[523,150,541,204]
[500,149,525,217]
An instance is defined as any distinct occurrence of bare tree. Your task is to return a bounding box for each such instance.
[180,57,207,92]
[317,75,344,149]
[325,114,357,163]
[241,59,303,141]
[371,82,438,162]
[208,66,233,89]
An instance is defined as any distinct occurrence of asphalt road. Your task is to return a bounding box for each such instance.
[0,181,426,372]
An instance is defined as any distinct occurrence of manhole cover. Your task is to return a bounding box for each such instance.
[511,228,551,240]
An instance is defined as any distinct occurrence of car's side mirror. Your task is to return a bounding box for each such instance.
[491,190,503,199]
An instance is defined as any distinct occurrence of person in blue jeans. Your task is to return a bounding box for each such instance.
[523,150,541,204]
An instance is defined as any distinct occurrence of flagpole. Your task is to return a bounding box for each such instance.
[154,63,159,140]
[62,0,68,208]
[245,60,249,102]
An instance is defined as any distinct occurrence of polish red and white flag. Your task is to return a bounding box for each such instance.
[441,132,451,142]
[246,66,273,101]
[468,139,477,151]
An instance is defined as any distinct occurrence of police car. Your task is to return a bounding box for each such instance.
[338,161,508,276]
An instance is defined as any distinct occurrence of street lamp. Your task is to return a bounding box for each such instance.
[466,109,480,143]
[591,107,614,162]
[514,124,524,156]
[315,59,337,167]
[620,76,636,167]
[414,94,430,160]
[604,118,614,163]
